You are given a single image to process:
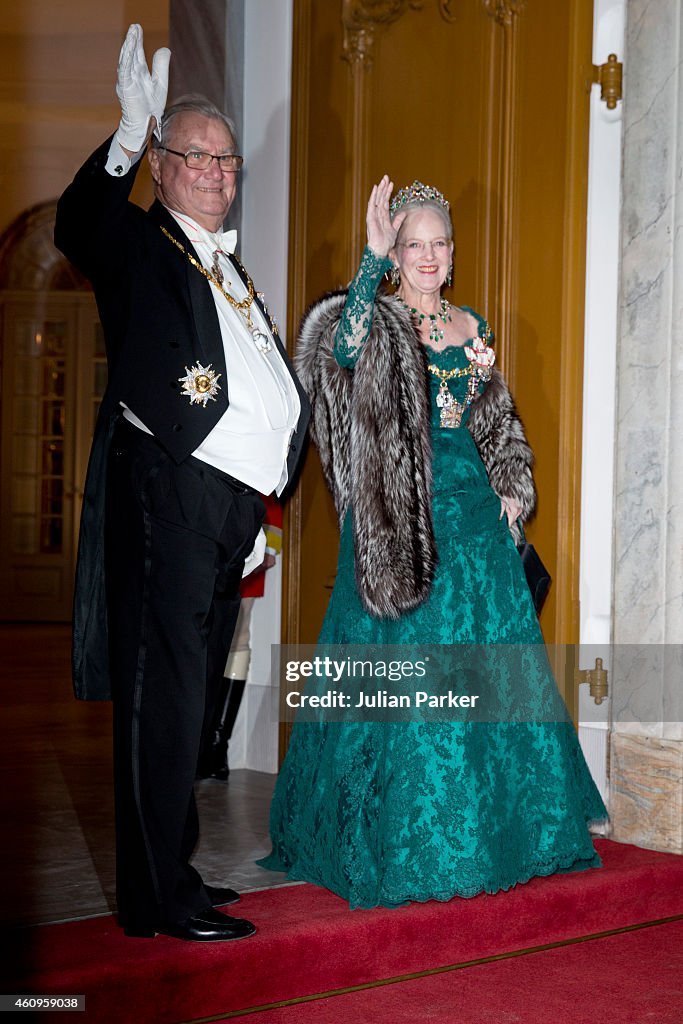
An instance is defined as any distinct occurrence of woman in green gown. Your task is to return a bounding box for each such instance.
[258,177,606,909]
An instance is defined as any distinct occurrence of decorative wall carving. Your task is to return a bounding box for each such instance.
[342,0,526,67]
[483,0,526,26]
[342,0,423,64]
[438,0,458,22]
[342,0,464,64]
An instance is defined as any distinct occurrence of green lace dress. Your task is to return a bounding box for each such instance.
[258,249,606,909]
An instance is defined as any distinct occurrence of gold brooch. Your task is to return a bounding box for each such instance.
[178,363,222,407]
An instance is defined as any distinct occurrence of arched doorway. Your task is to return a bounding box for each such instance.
[0,201,103,620]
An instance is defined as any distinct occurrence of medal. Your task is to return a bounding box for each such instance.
[435,380,464,428]
[210,250,225,287]
[178,363,222,407]
[250,326,273,353]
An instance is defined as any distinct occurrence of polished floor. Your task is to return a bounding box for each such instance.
[0,624,290,930]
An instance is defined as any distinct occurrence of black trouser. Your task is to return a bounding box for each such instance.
[105,420,264,928]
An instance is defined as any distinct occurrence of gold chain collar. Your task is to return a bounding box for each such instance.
[160,225,256,328]
[427,362,472,380]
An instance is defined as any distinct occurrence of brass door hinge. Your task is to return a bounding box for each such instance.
[592,54,623,109]
[575,657,609,705]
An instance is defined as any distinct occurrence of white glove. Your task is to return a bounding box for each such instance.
[115,23,170,152]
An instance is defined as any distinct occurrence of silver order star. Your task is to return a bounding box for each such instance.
[178,363,222,407]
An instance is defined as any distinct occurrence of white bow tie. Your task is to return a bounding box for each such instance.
[212,228,237,255]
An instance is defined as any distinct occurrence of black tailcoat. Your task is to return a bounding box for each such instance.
[55,138,310,701]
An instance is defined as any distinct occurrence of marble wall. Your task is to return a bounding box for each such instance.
[611,0,683,850]
[611,733,683,852]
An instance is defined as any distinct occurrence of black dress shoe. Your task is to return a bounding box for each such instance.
[205,884,240,906]
[124,907,256,942]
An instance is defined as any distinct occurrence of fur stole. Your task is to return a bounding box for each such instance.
[295,290,536,619]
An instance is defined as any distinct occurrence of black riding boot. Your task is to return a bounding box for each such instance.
[197,677,246,781]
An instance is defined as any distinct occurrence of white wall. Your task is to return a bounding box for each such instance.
[577,0,626,805]
[229,0,294,772]
[580,0,625,650]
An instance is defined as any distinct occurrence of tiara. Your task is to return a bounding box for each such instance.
[389,180,450,216]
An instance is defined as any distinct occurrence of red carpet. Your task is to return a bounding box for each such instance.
[8,840,683,1023]
[233,917,683,1023]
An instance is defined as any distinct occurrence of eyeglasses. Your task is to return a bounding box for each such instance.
[397,239,451,253]
[158,147,244,172]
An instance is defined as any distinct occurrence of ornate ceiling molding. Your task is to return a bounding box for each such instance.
[342,0,423,65]
[482,0,526,27]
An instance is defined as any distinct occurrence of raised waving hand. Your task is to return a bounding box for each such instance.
[366,175,406,257]
[115,23,171,152]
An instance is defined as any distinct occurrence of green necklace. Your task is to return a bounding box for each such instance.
[398,296,452,343]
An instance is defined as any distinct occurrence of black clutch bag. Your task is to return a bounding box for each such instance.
[517,529,551,615]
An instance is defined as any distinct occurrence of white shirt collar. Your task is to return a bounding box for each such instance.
[167,209,237,254]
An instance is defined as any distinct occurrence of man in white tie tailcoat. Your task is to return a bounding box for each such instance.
[54,24,310,943]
